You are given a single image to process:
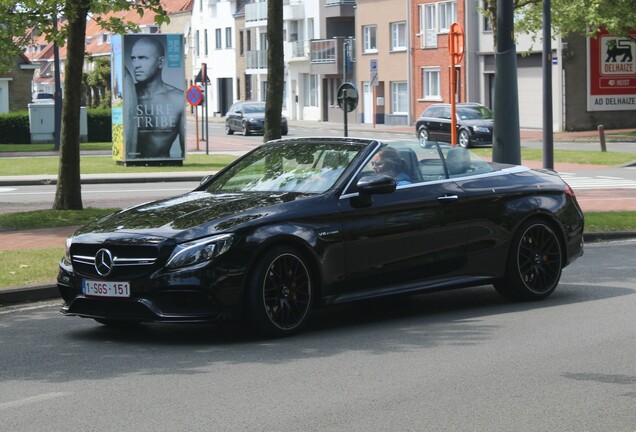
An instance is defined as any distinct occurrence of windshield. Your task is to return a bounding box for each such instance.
[206,141,366,194]
[242,103,265,114]
[457,105,493,120]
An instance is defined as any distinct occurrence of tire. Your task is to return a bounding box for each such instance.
[242,121,250,136]
[282,127,289,136]
[94,318,141,328]
[225,122,234,135]
[247,246,313,337]
[494,219,563,301]
[458,129,471,148]
[417,127,429,143]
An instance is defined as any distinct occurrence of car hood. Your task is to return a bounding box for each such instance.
[73,191,314,242]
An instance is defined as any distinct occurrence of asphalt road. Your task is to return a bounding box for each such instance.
[1,240,635,431]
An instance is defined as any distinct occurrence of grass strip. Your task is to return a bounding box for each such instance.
[584,212,636,232]
[0,248,64,288]
[470,148,635,166]
[0,153,238,176]
[0,208,119,230]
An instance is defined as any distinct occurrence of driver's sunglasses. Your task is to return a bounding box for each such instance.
[371,161,383,167]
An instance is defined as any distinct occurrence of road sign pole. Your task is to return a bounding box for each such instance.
[448,23,464,147]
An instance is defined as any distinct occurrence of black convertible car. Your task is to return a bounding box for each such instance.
[58,138,584,336]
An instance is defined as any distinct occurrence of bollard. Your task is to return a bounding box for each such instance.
[598,124,607,152]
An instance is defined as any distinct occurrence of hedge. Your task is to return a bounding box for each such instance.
[0,111,30,144]
[0,108,112,144]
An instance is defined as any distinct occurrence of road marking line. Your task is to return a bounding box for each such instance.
[0,392,70,410]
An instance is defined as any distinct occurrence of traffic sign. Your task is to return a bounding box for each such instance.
[337,82,359,113]
[186,85,203,106]
[449,23,464,64]
[370,59,379,87]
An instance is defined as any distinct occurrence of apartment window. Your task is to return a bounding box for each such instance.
[391,22,407,51]
[421,4,437,48]
[303,74,319,107]
[195,30,200,57]
[226,27,232,48]
[391,82,408,114]
[204,29,208,55]
[363,25,377,53]
[215,28,222,49]
[483,1,492,31]
[423,68,441,99]
[239,30,244,55]
[439,1,457,33]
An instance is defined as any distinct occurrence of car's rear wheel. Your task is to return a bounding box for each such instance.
[242,121,250,136]
[458,129,471,148]
[247,246,313,337]
[494,219,563,301]
[225,121,234,135]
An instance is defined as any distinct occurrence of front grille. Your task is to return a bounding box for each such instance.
[71,243,167,279]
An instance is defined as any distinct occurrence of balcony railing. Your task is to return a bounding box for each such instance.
[246,50,267,69]
[310,38,355,64]
[325,0,356,5]
[245,2,267,22]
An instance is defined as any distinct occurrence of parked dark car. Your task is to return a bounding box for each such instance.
[58,137,584,337]
[225,101,288,136]
[416,103,493,148]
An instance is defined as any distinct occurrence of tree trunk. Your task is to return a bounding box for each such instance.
[263,0,284,142]
[53,0,90,210]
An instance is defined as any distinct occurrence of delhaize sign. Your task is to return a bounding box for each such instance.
[587,28,636,111]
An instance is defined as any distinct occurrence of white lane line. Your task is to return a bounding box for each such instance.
[0,392,70,410]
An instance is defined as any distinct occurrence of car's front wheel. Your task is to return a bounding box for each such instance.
[242,121,250,136]
[247,246,313,337]
[494,219,563,301]
[417,127,429,143]
[458,129,471,148]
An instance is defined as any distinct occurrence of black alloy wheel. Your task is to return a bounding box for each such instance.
[495,220,563,301]
[225,121,234,135]
[242,121,250,136]
[248,247,313,337]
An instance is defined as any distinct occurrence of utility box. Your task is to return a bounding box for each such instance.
[28,104,87,143]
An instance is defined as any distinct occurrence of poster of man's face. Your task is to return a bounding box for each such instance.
[120,34,186,161]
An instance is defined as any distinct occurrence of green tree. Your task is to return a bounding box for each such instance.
[85,56,112,108]
[263,0,284,142]
[482,0,636,45]
[0,0,168,210]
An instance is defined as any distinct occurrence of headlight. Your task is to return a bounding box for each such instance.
[166,234,234,270]
[63,238,73,266]
[472,126,490,133]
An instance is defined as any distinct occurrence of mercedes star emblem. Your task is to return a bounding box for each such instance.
[95,248,114,276]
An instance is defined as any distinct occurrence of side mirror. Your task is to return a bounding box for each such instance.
[357,175,396,195]
[350,175,395,208]
[200,174,214,185]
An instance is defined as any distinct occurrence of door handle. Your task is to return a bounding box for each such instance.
[437,194,459,202]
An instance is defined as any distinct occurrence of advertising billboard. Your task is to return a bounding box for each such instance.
[587,29,636,111]
[111,34,185,163]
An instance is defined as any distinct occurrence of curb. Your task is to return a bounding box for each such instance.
[1,231,634,308]
[0,284,59,306]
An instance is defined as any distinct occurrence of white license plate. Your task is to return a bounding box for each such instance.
[82,280,130,298]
